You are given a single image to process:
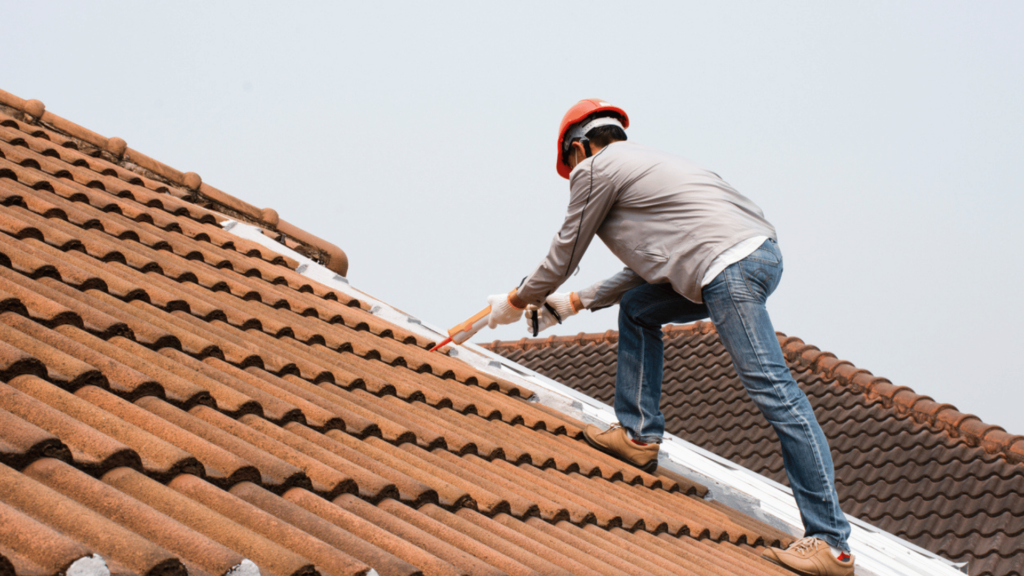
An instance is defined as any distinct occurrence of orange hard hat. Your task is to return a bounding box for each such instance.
[556,98,629,179]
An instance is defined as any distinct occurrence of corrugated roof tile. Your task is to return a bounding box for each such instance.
[170,473,370,576]
[0,381,140,474]
[103,467,317,576]
[24,459,245,576]
[7,376,201,479]
[231,481,420,576]
[0,461,185,576]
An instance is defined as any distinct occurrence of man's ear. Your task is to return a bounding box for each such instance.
[570,140,587,164]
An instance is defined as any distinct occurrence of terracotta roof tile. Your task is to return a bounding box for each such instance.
[0,89,807,576]
[24,458,245,576]
[0,499,93,576]
[8,375,201,479]
[171,474,370,576]
[104,467,317,576]
[76,386,260,487]
[231,482,420,576]
[488,324,1024,575]
[0,461,185,576]
[0,381,140,475]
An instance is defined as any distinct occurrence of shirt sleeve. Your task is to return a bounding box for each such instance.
[516,159,619,306]
[576,267,645,311]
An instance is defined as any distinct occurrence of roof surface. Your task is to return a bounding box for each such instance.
[486,322,1024,576]
[0,89,803,576]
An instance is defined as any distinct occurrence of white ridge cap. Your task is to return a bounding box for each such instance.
[66,554,109,576]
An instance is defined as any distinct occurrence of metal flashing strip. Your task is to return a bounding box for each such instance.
[222,220,968,576]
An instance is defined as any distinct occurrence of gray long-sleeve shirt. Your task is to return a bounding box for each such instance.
[517,141,777,308]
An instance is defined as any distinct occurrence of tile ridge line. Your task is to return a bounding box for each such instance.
[0,86,348,276]
[776,333,1024,467]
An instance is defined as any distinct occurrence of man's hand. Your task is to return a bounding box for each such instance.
[486,289,526,329]
[524,292,581,336]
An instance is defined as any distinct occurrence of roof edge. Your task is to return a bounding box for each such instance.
[484,320,1024,466]
[0,87,347,276]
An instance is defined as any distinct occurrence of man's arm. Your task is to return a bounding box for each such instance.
[516,160,618,306]
[576,267,645,311]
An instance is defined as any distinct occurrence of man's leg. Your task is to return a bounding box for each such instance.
[614,282,709,443]
[702,239,852,553]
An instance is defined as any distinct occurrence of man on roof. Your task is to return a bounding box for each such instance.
[484,99,854,576]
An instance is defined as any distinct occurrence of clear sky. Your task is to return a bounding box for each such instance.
[6,2,1022,434]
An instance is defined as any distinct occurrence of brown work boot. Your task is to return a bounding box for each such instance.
[762,537,854,576]
[583,423,659,473]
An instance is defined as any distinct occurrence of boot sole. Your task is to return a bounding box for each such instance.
[583,432,659,474]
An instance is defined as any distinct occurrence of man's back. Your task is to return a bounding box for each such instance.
[572,141,776,302]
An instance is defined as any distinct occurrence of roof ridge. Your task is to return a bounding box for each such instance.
[775,333,1024,466]
[0,87,348,276]
[484,322,1024,466]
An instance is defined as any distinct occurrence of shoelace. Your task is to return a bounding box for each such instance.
[787,537,821,555]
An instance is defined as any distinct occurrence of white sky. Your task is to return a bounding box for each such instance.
[6,2,1022,434]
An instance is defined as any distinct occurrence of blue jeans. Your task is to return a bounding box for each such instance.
[614,239,851,552]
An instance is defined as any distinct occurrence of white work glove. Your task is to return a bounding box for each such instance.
[486,290,525,329]
[524,292,580,336]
